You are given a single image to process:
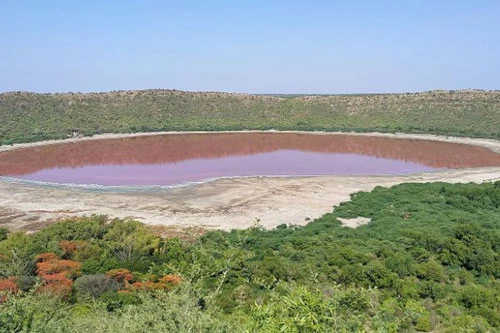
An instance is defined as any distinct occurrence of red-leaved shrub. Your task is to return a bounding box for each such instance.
[37,273,73,297]
[37,259,81,278]
[35,252,81,298]
[0,277,20,303]
[126,274,182,292]
[59,240,88,257]
[106,268,134,285]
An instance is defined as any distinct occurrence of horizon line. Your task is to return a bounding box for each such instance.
[1,88,499,96]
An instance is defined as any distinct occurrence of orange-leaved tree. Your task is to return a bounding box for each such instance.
[0,277,19,302]
[35,252,81,297]
[127,274,182,292]
[106,268,134,287]
[59,240,88,258]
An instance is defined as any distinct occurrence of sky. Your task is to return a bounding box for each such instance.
[1,0,499,94]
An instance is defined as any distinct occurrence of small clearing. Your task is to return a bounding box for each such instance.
[337,217,372,228]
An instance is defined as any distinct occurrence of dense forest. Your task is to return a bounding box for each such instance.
[1,181,500,332]
[1,89,500,145]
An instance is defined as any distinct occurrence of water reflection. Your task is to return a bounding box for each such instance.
[0,133,499,186]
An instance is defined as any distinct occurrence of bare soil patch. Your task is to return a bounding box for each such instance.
[338,217,372,228]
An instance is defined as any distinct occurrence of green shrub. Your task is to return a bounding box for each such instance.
[99,291,140,311]
[15,275,38,292]
[0,228,8,241]
[73,274,120,299]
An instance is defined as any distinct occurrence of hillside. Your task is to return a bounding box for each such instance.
[1,89,499,145]
[1,182,500,331]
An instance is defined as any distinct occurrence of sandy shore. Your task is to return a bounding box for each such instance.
[1,131,500,231]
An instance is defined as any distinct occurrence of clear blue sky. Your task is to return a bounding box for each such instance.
[1,0,499,94]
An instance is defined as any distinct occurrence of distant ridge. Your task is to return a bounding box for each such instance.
[2,88,498,96]
[1,89,499,145]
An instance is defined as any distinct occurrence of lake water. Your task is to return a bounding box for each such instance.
[1,133,499,186]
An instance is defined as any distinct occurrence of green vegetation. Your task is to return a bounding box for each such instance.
[1,181,500,332]
[1,89,499,145]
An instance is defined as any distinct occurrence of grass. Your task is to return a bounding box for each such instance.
[1,89,499,145]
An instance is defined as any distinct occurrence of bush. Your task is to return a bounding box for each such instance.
[0,228,8,241]
[74,274,120,299]
[15,276,37,292]
[99,291,140,311]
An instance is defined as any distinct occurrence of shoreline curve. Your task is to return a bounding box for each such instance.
[1,130,499,232]
[2,130,500,154]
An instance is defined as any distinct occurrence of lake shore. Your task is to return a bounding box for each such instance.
[2,130,500,154]
[1,131,500,232]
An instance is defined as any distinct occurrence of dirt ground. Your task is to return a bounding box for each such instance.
[1,131,500,232]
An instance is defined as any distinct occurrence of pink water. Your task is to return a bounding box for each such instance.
[1,133,499,186]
